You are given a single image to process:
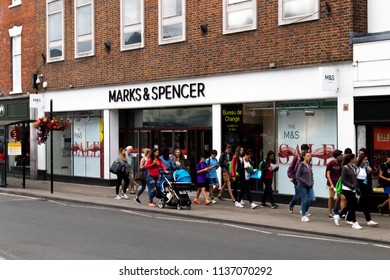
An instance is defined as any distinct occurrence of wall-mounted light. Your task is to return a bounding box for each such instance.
[325,2,332,16]
[269,62,276,68]
[200,24,208,35]
[35,74,43,84]
[104,40,111,52]
[304,110,315,116]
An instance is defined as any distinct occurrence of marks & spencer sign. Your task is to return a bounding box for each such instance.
[109,82,206,103]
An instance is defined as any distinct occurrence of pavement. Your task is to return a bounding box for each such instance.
[1,177,390,245]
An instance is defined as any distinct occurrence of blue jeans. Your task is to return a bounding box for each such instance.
[146,173,160,203]
[136,180,147,197]
[289,184,301,207]
[299,186,314,216]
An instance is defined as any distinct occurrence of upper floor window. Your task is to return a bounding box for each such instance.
[9,0,22,8]
[8,26,23,94]
[47,0,64,62]
[279,0,319,25]
[223,0,257,34]
[159,0,186,45]
[75,0,94,58]
[121,0,144,50]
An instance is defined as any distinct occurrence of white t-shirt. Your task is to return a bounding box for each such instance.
[244,160,251,180]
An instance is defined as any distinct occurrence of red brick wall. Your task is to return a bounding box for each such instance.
[35,0,367,91]
[0,0,37,96]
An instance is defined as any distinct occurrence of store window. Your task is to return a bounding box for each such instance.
[47,0,64,62]
[121,0,144,50]
[278,0,319,25]
[46,111,102,178]
[159,0,186,44]
[223,0,257,34]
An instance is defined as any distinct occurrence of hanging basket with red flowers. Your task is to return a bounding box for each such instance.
[34,116,71,145]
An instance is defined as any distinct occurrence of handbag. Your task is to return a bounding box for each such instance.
[135,170,146,182]
[335,177,342,195]
[110,160,123,174]
[250,169,262,179]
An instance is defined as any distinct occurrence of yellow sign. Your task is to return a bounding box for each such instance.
[8,142,22,156]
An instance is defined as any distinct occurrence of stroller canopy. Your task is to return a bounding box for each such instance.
[173,169,192,183]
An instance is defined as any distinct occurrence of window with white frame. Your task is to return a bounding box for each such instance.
[9,0,22,8]
[8,26,22,94]
[121,0,144,50]
[223,0,257,34]
[47,0,64,62]
[159,0,186,44]
[278,0,319,25]
[75,0,94,57]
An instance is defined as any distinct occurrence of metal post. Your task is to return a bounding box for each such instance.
[50,99,54,193]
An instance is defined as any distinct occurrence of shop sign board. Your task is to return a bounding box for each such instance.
[319,67,338,91]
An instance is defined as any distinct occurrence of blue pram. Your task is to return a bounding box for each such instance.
[157,169,194,210]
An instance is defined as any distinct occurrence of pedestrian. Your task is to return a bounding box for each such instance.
[125,145,138,194]
[145,148,169,207]
[378,151,390,216]
[134,148,150,204]
[193,154,212,205]
[231,146,244,204]
[356,154,378,226]
[172,148,187,170]
[234,150,258,209]
[159,147,174,180]
[259,150,279,209]
[296,151,315,222]
[218,144,235,202]
[205,150,220,204]
[114,147,130,200]
[287,144,309,213]
[325,149,342,218]
[333,154,362,229]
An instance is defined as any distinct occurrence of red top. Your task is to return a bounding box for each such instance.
[145,157,167,178]
[231,155,240,178]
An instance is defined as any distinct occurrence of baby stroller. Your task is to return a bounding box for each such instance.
[156,169,194,210]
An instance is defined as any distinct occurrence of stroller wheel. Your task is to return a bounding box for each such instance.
[186,205,191,210]
[177,204,182,210]
[158,198,165,209]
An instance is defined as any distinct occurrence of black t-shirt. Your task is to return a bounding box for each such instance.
[380,162,390,187]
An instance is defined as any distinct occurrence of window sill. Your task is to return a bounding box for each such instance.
[9,1,22,9]
[9,90,22,95]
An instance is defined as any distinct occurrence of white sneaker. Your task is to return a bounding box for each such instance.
[235,201,244,208]
[367,220,378,227]
[346,221,354,225]
[114,195,121,200]
[352,222,362,230]
[300,210,312,217]
[240,200,245,205]
[333,214,340,226]
[121,194,129,199]
[301,216,310,222]
[251,203,258,209]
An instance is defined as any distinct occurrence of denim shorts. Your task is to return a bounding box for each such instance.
[207,177,219,186]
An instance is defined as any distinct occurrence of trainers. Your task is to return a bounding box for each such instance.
[288,204,293,213]
[211,198,217,204]
[205,200,212,205]
[378,204,384,215]
[114,195,121,200]
[352,222,362,230]
[193,198,201,205]
[240,200,245,205]
[301,216,310,222]
[235,201,244,208]
[300,210,312,217]
[271,204,279,209]
[367,220,378,226]
[121,194,129,199]
[217,196,225,201]
[251,203,258,209]
[148,203,156,207]
[259,202,267,208]
[333,214,340,226]
[346,220,354,225]
[328,214,333,219]
[134,197,141,203]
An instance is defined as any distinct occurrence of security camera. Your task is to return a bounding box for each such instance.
[42,81,48,89]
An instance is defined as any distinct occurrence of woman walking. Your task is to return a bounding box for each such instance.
[260,150,279,209]
[378,151,390,215]
[231,146,244,203]
[134,148,150,203]
[145,148,168,207]
[235,151,258,209]
[333,154,362,229]
[114,147,130,200]
[356,154,378,226]
[296,151,314,222]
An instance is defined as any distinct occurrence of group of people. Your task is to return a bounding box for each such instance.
[112,143,390,229]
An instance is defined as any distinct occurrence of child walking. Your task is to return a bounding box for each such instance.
[194,155,212,205]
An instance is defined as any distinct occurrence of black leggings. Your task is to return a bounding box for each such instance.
[357,179,372,221]
[340,189,358,222]
[116,172,129,195]
[237,179,253,203]
[262,178,275,205]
